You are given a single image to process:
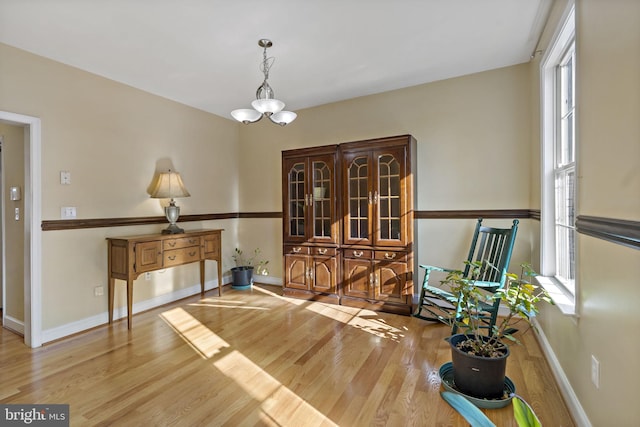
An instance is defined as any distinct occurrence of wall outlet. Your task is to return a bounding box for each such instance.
[145,272,151,281]
[591,355,600,389]
[60,170,71,185]
[94,286,104,297]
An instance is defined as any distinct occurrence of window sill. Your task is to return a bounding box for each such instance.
[535,275,577,317]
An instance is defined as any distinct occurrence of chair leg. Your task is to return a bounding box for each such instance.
[413,268,450,322]
[413,267,431,318]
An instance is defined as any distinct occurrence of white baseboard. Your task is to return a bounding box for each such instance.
[41,275,284,343]
[41,279,224,343]
[532,318,592,427]
[3,314,25,335]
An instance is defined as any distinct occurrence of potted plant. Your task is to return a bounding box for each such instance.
[444,261,554,399]
[231,248,269,289]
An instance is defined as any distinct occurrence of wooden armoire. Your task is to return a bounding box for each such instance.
[282,135,416,315]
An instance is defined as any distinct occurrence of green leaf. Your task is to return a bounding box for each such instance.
[512,396,542,427]
[440,391,496,427]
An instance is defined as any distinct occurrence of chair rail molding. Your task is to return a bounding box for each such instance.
[575,215,640,250]
[37,210,633,252]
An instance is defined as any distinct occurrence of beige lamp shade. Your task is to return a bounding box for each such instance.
[149,171,190,199]
[149,170,190,234]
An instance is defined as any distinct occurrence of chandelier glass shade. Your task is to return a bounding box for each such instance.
[231,39,297,126]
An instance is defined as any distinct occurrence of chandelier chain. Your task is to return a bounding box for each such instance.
[260,45,275,82]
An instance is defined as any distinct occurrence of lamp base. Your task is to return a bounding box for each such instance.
[161,224,185,234]
[162,202,184,234]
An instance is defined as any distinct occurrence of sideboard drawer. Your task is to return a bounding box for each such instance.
[163,236,201,250]
[164,247,201,267]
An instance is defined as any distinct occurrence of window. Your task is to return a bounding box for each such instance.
[555,43,576,293]
[540,4,576,314]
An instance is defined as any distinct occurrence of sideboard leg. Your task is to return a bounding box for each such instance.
[126,279,133,330]
[217,260,222,296]
[108,277,115,324]
[200,260,205,295]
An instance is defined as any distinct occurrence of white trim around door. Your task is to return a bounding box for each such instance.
[0,110,42,348]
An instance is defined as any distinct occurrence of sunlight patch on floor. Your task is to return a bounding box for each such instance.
[304,302,405,341]
[304,302,361,323]
[214,349,337,426]
[198,298,246,305]
[160,306,337,426]
[160,307,230,359]
[188,303,270,311]
[252,285,307,306]
[347,315,405,342]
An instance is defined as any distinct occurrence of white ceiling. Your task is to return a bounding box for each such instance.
[0,0,551,120]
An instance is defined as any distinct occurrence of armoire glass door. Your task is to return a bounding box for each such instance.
[343,148,406,246]
[377,153,402,242]
[345,155,372,245]
[312,160,332,239]
[285,155,336,244]
[286,161,306,241]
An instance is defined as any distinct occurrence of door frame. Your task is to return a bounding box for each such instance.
[0,111,42,348]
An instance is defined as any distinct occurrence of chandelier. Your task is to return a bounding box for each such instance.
[231,39,297,126]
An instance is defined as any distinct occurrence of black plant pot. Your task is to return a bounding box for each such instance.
[449,333,510,399]
[231,266,254,290]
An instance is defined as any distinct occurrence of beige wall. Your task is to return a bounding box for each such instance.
[0,122,25,321]
[237,63,535,279]
[532,1,640,426]
[0,42,241,329]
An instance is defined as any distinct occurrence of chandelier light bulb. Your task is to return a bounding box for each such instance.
[231,109,262,124]
[252,99,285,116]
[270,110,297,126]
[230,39,296,126]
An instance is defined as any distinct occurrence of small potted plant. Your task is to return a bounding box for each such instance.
[231,248,269,290]
[444,261,554,399]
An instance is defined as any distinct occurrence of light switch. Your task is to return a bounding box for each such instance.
[15,207,20,221]
[60,171,71,185]
[61,207,77,219]
[10,186,21,201]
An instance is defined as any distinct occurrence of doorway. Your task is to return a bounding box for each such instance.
[1,126,25,338]
[0,111,42,348]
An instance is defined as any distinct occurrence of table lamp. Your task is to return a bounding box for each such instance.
[149,170,191,234]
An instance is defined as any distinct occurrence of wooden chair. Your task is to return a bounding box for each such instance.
[413,218,519,336]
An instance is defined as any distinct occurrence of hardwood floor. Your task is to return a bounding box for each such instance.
[0,284,575,426]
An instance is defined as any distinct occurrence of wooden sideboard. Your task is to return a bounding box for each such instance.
[107,229,223,329]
